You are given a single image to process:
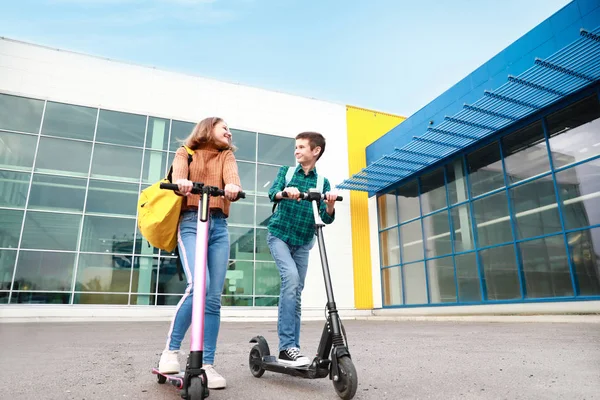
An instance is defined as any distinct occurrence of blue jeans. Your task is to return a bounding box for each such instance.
[267,232,315,352]
[165,210,229,365]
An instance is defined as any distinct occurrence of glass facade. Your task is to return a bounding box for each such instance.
[0,92,294,306]
[378,92,600,307]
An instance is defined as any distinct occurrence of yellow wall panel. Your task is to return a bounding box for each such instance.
[346,105,405,309]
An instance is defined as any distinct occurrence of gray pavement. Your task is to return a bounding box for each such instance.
[1,319,599,400]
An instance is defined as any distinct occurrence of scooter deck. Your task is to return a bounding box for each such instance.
[261,355,311,370]
[152,368,184,388]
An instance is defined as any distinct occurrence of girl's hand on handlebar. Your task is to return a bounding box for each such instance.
[176,179,193,196]
[283,187,301,201]
[224,183,241,201]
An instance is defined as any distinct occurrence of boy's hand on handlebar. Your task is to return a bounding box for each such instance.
[224,183,241,201]
[283,187,301,201]
[324,190,338,214]
[176,179,193,196]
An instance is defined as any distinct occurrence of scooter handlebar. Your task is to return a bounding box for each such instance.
[281,191,343,201]
[160,182,246,199]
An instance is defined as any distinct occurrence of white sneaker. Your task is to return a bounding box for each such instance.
[203,365,226,389]
[158,350,180,374]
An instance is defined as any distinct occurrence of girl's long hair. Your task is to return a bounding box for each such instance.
[183,117,235,151]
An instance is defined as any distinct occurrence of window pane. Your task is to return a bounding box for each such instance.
[42,102,96,140]
[256,261,279,296]
[455,252,481,302]
[255,229,273,261]
[567,227,600,296]
[13,250,75,291]
[142,150,168,184]
[28,174,86,212]
[467,142,504,197]
[0,93,44,133]
[520,235,573,298]
[397,180,420,222]
[451,205,474,252]
[420,168,447,214]
[502,121,550,184]
[257,133,294,165]
[377,192,398,229]
[510,176,561,240]
[256,195,273,227]
[96,110,146,147]
[382,266,402,306]
[11,292,70,304]
[223,260,253,296]
[547,95,600,169]
[91,144,142,183]
[0,209,24,248]
[255,297,278,306]
[230,226,254,260]
[73,293,129,305]
[222,296,253,306]
[479,244,520,300]
[0,249,17,289]
[238,161,256,193]
[403,262,427,304]
[427,257,457,303]
[0,291,7,303]
[21,211,81,251]
[400,220,423,263]
[446,158,468,204]
[473,191,513,247]
[230,194,255,226]
[380,228,399,267]
[35,137,92,177]
[257,164,280,195]
[145,117,169,151]
[556,158,600,230]
[157,294,183,305]
[80,216,135,254]
[75,253,131,293]
[0,170,29,208]
[86,180,138,217]
[169,120,195,152]
[423,210,451,258]
[0,131,37,171]
[231,129,256,162]
[157,256,186,295]
[131,256,158,306]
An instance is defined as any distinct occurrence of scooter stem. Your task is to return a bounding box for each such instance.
[191,191,210,353]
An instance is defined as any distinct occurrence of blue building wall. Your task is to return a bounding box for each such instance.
[366,0,600,166]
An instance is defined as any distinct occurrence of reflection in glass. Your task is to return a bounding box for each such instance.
[0,250,17,289]
[555,158,600,231]
[473,191,513,247]
[130,256,158,305]
[156,256,186,295]
[21,211,81,251]
[145,117,169,151]
[76,253,132,292]
[455,252,481,302]
[230,226,254,260]
[510,176,561,240]
[169,120,195,152]
[547,95,600,169]
[223,261,253,296]
[255,229,273,262]
[257,133,294,165]
[256,262,279,296]
[80,216,135,254]
[446,158,468,204]
[11,292,70,304]
[157,294,183,306]
[451,205,474,252]
[420,168,446,214]
[86,180,138,217]
[382,266,402,306]
[479,244,520,300]
[221,296,253,306]
[427,257,456,303]
[91,144,142,182]
[568,227,600,296]
[380,228,399,267]
[422,210,451,258]
[0,170,29,208]
[502,121,549,184]
[28,174,86,212]
[397,180,420,222]
[403,262,427,304]
[0,291,7,303]
[467,142,504,197]
[520,235,573,298]
[42,102,96,141]
[73,293,129,305]
[231,129,256,162]
[0,131,38,171]
[400,220,423,263]
[230,194,255,226]
[142,150,168,183]
[0,93,44,133]
[257,164,281,195]
[255,297,278,306]
[378,192,398,229]
[255,195,274,227]
[238,161,256,193]
[96,109,146,147]
[35,136,92,177]
[13,251,75,291]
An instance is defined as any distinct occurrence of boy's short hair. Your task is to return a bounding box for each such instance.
[296,132,326,160]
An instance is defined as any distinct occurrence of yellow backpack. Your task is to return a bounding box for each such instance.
[137,146,194,252]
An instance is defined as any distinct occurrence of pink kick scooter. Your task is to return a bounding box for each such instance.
[152,181,245,400]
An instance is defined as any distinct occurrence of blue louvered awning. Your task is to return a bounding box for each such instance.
[337,26,600,194]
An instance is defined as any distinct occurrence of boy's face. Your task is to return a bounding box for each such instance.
[295,138,320,165]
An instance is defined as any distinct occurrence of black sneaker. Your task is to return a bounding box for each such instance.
[278,347,311,367]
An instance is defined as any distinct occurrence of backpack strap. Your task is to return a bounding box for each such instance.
[284,166,295,186]
[316,173,324,193]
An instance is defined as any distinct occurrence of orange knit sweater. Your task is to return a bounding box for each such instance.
[171,145,241,216]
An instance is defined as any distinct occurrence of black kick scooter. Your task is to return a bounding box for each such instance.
[248,188,358,400]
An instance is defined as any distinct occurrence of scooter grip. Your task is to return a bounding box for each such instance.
[160,183,179,191]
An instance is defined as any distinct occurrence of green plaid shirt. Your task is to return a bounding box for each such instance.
[268,165,335,246]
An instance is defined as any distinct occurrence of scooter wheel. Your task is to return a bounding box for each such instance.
[157,374,167,384]
[249,345,265,378]
[332,356,358,400]
[187,376,208,399]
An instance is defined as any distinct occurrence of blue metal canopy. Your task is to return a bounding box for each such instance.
[337,26,600,194]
